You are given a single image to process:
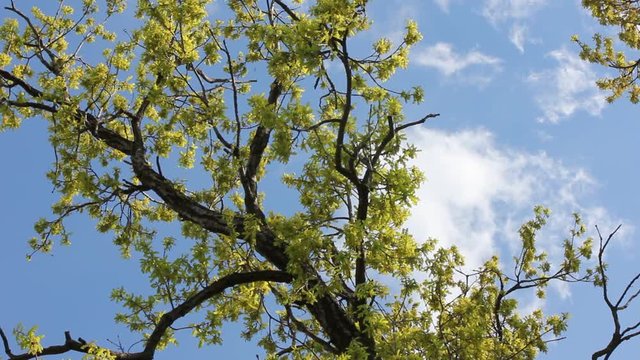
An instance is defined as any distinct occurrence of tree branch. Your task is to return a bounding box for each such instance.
[0,271,292,360]
[591,224,640,360]
[143,270,292,356]
[272,0,300,21]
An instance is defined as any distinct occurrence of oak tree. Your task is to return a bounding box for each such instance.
[0,0,604,359]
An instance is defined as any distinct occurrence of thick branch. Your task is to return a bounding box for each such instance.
[0,69,134,155]
[240,80,282,218]
[0,69,45,98]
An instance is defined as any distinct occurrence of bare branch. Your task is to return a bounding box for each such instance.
[592,225,640,360]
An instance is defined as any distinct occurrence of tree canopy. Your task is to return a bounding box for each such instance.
[0,1,633,359]
[575,0,640,103]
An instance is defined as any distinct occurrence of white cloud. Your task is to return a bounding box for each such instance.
[509,23,527,52]
[482,0,546,51]
[413,42,502,80]
[404,127,629,278]
[482,0,548,24]
[527,47,607,122]
[535,129,553,142]
[433,0,452,12]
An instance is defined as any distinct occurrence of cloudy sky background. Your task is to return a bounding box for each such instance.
[2,0,640,359]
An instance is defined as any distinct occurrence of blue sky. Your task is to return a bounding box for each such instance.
[1,0,640,359]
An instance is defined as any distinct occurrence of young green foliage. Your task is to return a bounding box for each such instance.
[0,1,600,359]
[575,0,640,103]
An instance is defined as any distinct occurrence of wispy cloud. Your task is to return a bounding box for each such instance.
[405,128,629,278]
[482,0,547,52]
[482,0,548,23]
[378,3,420,44]
[509,23,527,53]
[413,43,502,84]
[433,0,453,12]
[527,47,606,123]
